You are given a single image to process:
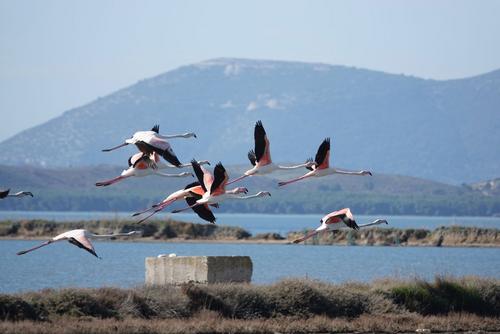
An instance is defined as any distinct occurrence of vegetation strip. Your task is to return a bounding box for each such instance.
[0,219,498,246]
[0,277,499,333]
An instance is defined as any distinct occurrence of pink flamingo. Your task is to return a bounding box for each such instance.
[95,153,209,187]
[16,229,140,258]
[278,138,372,187]
[132,173,217,224]
[102,124,196,167]
[0,189,33,199]
[227,121,314,185]
[293,208,388,243]
[171,161,271,214]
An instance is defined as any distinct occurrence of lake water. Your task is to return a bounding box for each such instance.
[1,211,499,293]
[1,211,500,235]
[1,240,499,293]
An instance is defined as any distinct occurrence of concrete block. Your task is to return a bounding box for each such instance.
[145,256,252,285]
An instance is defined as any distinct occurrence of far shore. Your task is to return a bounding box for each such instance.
[0,219,498,247]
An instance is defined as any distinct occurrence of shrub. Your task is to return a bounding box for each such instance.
[0,295,40,321]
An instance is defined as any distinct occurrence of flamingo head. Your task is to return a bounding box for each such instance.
[362,170,372,176]
[183,132,197,138]
[374,219,388,225]
[197,160,210,166]
[256,191,271,197]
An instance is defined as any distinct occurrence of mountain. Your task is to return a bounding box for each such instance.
[1,164,499,216]
[1,58,499,183]
[468,178,500,196]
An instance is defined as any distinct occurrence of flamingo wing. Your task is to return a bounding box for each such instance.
[128,152,144,167]
[191,160,209,192]
[323,208,350,224]
[68,236,99,258]
[132,153,157,170]
[314,138,330,169]
[247,150,257,166]
[137,137,182,167]
[185,196,216,224]
[185,181,205,196]
[254,120,271,164]
[210,162,228,195]
[0,189,10,199]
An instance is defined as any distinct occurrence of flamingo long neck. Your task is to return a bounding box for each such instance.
[90,232,136,239]
[357,220,386,228]
[227,193,261,200]
[277,162,312,170]
[157,133,188,139]
[332,168,366,176]
[154,171,190,177]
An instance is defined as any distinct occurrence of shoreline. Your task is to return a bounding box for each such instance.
[1,219,499,247]
[2,236,499,247]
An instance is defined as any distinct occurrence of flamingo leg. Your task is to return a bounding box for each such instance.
[95,175,127,187]
[135,199,175,224]
[226,174,250,185]
[292,230,319,244]
[278,174,313,187]
[101,142,129,152]
[171,203,201,214]
[17,240,53,255]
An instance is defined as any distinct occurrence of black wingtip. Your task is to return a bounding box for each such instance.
[151,124,160,133]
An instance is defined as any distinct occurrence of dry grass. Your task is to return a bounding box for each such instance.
[0,312,499,334]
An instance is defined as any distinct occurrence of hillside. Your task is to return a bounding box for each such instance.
[1,164,499,216]
[0,58,499,184]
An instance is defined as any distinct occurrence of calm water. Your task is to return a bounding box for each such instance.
[1,211,500,235]
[1,212,499,293]
[1,240,499,293]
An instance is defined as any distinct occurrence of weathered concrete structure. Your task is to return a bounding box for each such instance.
[145,256,252,285]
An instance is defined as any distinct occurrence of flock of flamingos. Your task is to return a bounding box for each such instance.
[5,120,388,258]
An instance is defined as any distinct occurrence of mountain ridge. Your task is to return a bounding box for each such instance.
[1,58,499,183]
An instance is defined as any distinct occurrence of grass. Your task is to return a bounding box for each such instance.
[1,276,499,332]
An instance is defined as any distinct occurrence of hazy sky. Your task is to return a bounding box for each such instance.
[1,0,499,141]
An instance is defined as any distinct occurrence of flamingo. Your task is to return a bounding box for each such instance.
[16,229,140,258]
[171,160,271,214]
[132,179,217,224]
[101,124,196,167]
[227,121,315,185]
[0,189,33,199]
[278,138,372,187]
[293,208,388,243]
[95,153,207,187]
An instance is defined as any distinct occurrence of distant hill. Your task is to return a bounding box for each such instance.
[1,165,499,216]
[0,58,499,184]
[468,178,500,196]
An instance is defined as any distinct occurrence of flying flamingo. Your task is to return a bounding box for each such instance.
[293,208,388,243]
[101,124,196,167]
[132,179,217,224]
[16,229,140,258]
[227,121,315,185]
[171,161,271,214]
[95,153,208,187]
[0,189,33,199]
[278,138,372,187]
